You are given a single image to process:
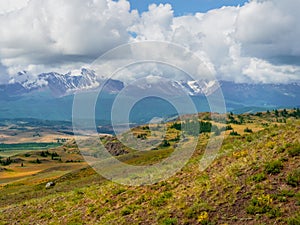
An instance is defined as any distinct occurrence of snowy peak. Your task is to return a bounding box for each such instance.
[39,70,99,95]
[8,68,100,96]
[172,80,220,96]
[7,67,222,97]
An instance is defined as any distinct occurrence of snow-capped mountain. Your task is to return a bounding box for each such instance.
[0,70,299,121]
[172,80,220,96]
[2,68,125,97]
[1,68,299,110]
[1,69,222,98]
[2,69,299,101]
[8,68,100,96]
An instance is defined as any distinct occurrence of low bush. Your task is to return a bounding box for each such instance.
[286,214,300,225]
[244,127,253,133]
[246,194,273,215]
[250,173,267,182]
[151,192,172,207]
[229,131,240,136]
[288,143,300,157]
[286,169,300,187]
[264,160,283,175]
[161,218,178,225]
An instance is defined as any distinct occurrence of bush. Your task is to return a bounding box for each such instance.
[267,207,282,219]
[287,214,300,225]
[229,131,240,136]
[244,127,253,133]
[266,141,276,149]
[120,204,140,216]
[185,202,211,219]
[160,140,170,148]
[286,169,300,187]
[161,218,178,225]
[264,160,283,175]
[246,194,273,215]
[121,207,132,216]
[40,151,48,157]
[251,173,267,183]
[288,144,300,157]
[151,192,172,207]
[0,157,12,166]
[272,190,295,202]
[225,125,233,131]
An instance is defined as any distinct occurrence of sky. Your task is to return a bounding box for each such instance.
[129,0,249,15]
[0,0,300,84]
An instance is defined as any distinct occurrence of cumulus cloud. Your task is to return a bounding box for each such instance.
[0,0,137,77]
[0,0,299,84]
[0,0,29,14]
[235,0,300,62]
[129,0,300,83]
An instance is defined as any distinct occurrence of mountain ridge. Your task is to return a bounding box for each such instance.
[0,69,299,122]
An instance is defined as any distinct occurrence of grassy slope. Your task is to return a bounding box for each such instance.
[0,115,299,224]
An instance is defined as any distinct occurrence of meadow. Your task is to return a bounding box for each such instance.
[0,109,299,224]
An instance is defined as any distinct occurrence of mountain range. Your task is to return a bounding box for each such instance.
[0,68,299,122]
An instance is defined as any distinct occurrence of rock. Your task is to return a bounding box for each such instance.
[45,181,55,189]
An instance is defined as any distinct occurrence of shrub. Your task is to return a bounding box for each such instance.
[159,140,170,148]
[286,169,300,187]
[229,131,240,136]
[287,214,300,225]
[288,144,300,157]
[244,127,253,133]
[266,141,276,149]
[267,207,282,219]
[246,194,273,215]
[272,190,295,202]
[185,202,211,219]
[264,160,283,175]
[246,135,254,142]
[151,192,172,207]
[251,173,267,183]
[225,125,233,130]
[0,157,12,166]
[29,158,41,164]
[40,151,48,157]
[121,207,132,216]
[161,218,178,225]
[170,123,181,131]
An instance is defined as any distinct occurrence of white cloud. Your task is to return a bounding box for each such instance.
[0,0,29,14]
[130,3,174,41]
[242,58,300,83]
[0,0,299,84]
[129,1,300,83]
[235,0,300,60]
[0,0,137,76]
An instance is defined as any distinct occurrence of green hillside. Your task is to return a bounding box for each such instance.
[0,110,299,225]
